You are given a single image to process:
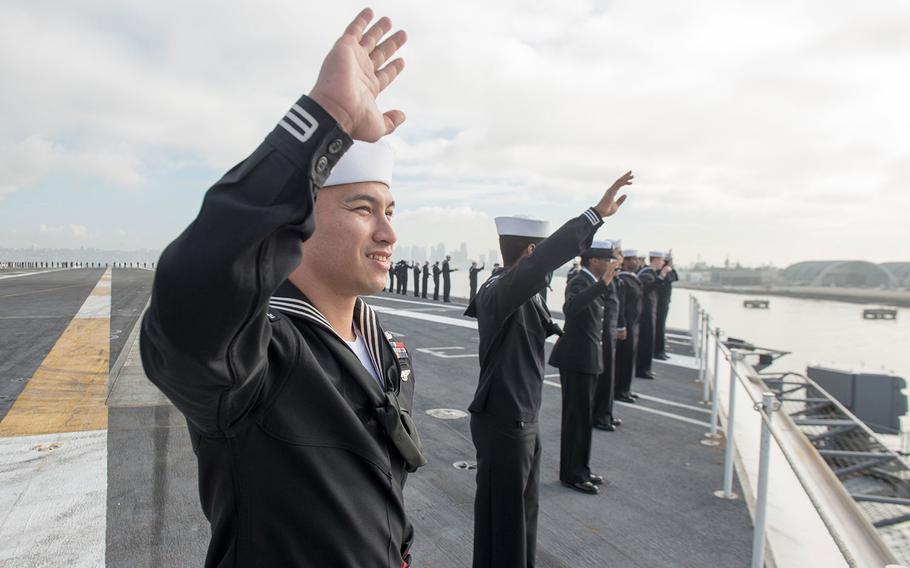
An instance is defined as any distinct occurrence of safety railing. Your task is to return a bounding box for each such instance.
[688,296,903,568]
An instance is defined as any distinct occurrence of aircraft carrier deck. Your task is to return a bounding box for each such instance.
[1,267,759,567]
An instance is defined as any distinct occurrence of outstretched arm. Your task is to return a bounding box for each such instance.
[141,10,408,434]
[482,172,634,319]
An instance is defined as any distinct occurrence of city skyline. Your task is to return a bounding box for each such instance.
[1,2,908,267]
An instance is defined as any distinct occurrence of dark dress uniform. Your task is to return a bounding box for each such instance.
[388,264,395,292]
[465,207,604,568]
[399,262,409,295]
[432,263,441,300]
[469,263,485,300]
[442,260,456,302]
[654,267,678,357]
[635,266,660,376]
[412,264,420,297]
[548,269,608,485]
[615,271,643,399]
[593,278,625,427]
[421,263,430,298]
[139,96,423,567]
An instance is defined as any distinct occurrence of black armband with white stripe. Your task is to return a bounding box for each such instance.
[267,95,354,190]
[582,207,603,227]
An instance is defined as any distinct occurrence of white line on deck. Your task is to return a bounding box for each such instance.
[372,302,709,427]
[542,380,710,428]
[635,394,711,414]
[0,268,73,280]
[416,346,479,359]
[544,375,710,414]
[366,295,469,309]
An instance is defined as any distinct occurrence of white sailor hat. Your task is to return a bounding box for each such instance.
[623,249,639,258]
[581,240,615,258]
[494,215,550,238]
[649,250,666,259]
[324,140,394,188]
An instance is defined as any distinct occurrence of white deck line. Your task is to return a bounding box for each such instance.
[372,303,714,429]
[542,380,710,428]
[0,430,107,568]
[367,295,469,309]
[0,268,110,567]
[0,268,73,280]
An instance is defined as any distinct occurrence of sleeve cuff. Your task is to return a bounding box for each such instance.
[266,95,354,189]
[582,207,603,226]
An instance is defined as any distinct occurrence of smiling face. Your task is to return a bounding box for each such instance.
[299,181,396,297]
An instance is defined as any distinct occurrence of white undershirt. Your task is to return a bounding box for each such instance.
[345,328,383,388]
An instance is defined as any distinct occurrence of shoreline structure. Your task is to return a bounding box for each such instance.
[678,283,910,308]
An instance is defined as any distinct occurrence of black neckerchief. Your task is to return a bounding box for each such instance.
[268,281,426,472]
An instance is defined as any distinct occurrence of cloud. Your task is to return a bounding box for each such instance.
[1,0,908,264]
[39,223,89,239]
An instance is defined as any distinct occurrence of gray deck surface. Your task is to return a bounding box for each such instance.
[102,282,754,567]
[0,268,104,420]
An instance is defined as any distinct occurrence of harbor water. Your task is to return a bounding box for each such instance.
[440,271,909,382]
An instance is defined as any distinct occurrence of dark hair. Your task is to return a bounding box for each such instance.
[580,256,592,268]
[499,235,544,266]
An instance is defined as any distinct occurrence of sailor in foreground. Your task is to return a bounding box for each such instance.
[592,240,626,431]
[653,251,678,360]
[140,10,425,567]
[615,250,644,403]
[549,240,619,494]
[465,171,633,568]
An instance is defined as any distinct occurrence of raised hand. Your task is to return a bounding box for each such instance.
[602,259,620,284]
[309,9,407,141]
[593,171,634,218]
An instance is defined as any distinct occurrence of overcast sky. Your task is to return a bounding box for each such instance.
[1,0,908,266]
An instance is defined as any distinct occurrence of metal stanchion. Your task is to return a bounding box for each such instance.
[702,327,724,446]
[715,350,742,500]
[695,310,705,383]
[700,314,712,402]
[751,392,778,568]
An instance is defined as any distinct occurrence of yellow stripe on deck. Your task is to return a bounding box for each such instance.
[0,268,111,437]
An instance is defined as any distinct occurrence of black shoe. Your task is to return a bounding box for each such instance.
[629,393,640,399]
[594,421,616,431]
[589,473,605,485]
[561,480,599,494]
[636,371,656,380]
[616,395,635,403]
[654,352,670,360]
[612,417,623,426]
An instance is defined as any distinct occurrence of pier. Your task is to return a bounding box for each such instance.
[864,308,898,320]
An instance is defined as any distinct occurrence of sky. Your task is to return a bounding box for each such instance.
[1,0,908,267]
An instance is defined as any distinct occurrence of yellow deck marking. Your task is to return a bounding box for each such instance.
[0,269,111,437]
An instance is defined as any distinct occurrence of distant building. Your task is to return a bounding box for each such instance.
[782,261,902,288]
[708,268,778,286]
[881,263,910,288]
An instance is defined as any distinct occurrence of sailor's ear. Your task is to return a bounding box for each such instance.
[526,243,536,256]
